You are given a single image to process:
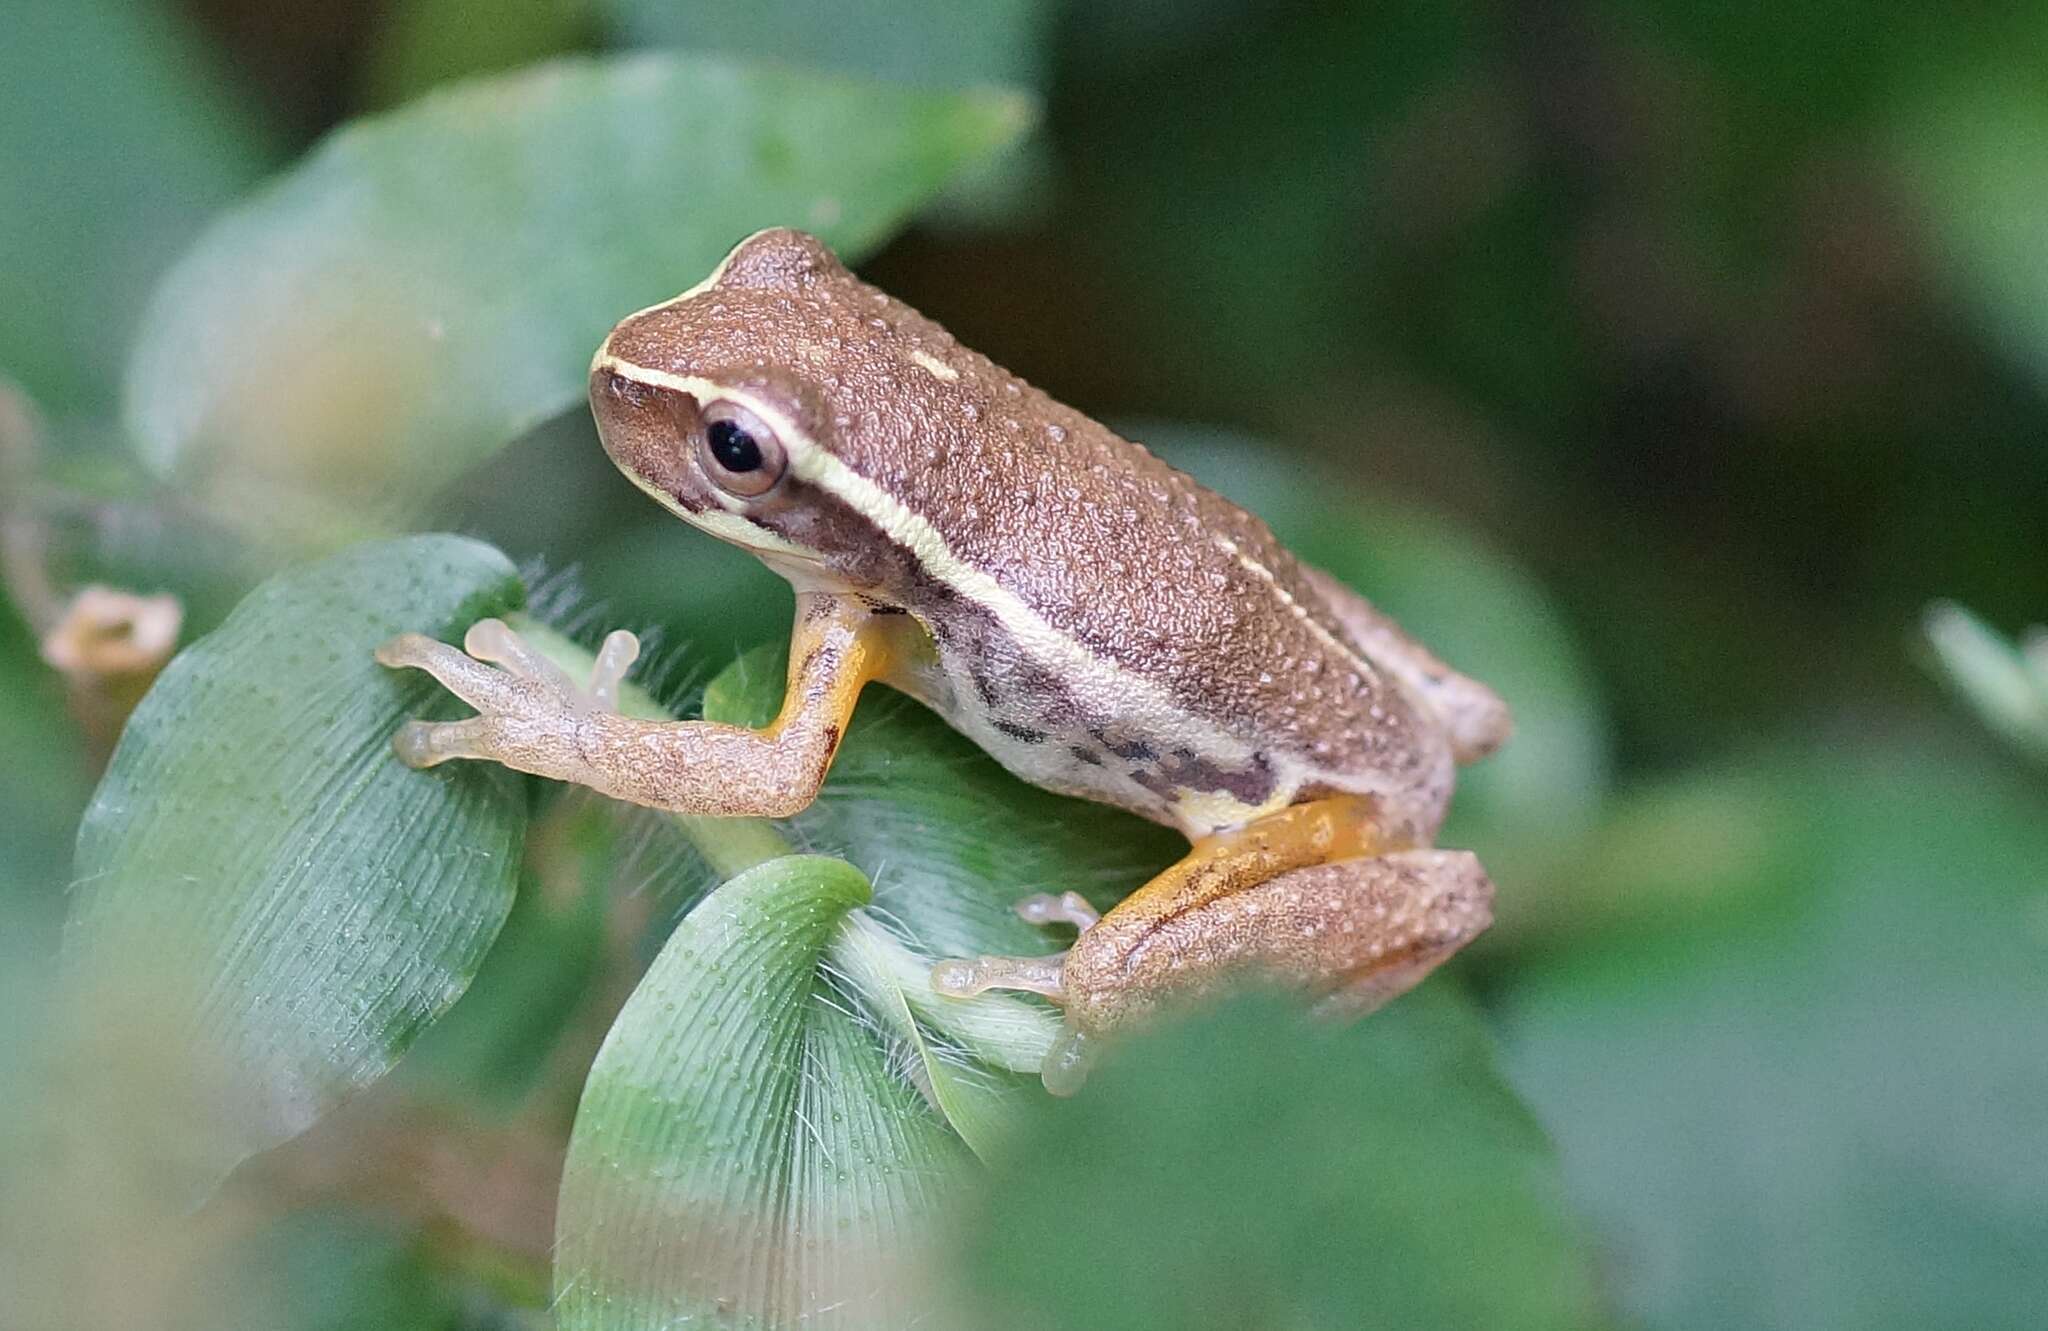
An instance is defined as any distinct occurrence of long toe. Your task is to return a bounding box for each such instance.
[463,619,579,698]
[391,717,491,768]
[375,633,526,712]
[930,951,1067,1000]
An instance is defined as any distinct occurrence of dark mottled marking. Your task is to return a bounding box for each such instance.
[994,720,1045,744]
[806,721,844,789]
[868,604,909,616]
[1104,736,1155,762]
[970,667,1001,706]
[1129,769,1183,803]
[1128,750,1278,808]
[1069,745,1104,766]
[1011,658,1081,728]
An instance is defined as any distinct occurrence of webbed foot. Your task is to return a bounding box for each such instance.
[375,618,639,769]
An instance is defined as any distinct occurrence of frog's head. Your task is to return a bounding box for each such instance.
[588,228,944,591]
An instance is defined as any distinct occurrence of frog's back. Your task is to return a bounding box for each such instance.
[882,396,1462,839]
[792,301,1464,836]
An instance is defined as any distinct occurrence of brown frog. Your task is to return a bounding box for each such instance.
[378,228,1511,1090]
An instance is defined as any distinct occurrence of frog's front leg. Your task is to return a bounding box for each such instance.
[933,797,1493,1089]
[375,592,892,818]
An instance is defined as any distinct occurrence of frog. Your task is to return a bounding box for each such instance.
[377,228,1511,1091]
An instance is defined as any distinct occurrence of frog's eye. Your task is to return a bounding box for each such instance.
[697,400,787,498]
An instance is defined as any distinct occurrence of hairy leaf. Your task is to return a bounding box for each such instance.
[554,854,972,1330]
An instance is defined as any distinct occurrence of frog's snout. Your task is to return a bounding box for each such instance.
[588,362,701,510]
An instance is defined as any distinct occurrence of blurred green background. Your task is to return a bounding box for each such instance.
[4,1,2045,1328]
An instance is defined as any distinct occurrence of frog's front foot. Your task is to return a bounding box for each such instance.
[1014,890,1100,931]
[374,618,639,769]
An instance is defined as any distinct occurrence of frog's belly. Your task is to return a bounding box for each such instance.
[894,642,1304,838]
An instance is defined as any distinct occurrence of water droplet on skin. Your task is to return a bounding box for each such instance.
[1046,423,1067,442]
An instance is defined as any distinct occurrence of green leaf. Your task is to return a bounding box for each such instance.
[362,0,597,109]
[554,854,976,1329]
[1922,600,2048,766]
[828,910,1051,1160]
[949,988,1608,1331]
[1496,748,2048,1330]
[1892,49,2048,398]
[0,0,270,411]
[63,534,528,1193]
[123,53,1036,539]
[607,0,1056,91]
[393,802,609,1111]
[533,625,1172,1324]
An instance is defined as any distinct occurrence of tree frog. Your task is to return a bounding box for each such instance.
[378,229,1510,1089]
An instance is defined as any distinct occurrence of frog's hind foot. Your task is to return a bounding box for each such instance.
[929,950,1068,1001]
[928,889,1102,1000]
[1013,890,1100,931]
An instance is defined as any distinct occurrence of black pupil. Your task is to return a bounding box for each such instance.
[706,419,763,473]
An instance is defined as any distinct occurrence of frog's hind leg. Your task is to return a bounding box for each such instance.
[1059,830,1493,1036]
[930,797,1493,1089]
[1230,850,1496,1020]
[930,797,1372,1005]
